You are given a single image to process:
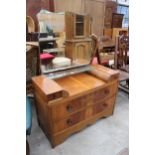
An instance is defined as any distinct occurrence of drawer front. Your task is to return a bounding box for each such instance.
[52,82,118,122]
[93,96,115,115]
[52,95,89,122]
[53,110,85,133]
[93,82,117,104]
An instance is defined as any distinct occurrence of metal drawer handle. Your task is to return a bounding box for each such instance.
[66,119,73,126]
[102,103,108,107]
[104,89,110,95]
[66,105,73,112]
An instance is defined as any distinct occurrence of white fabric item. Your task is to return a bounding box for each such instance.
[53,57,71,68]
[109,59,114,66]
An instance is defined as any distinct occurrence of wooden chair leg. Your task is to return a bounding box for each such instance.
[119,85,129,93]
[26,140,30,155]
[127,79,129,87]
[119,79,129,93]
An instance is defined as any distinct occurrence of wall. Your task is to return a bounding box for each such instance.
[26,0,117,35]
[26,0,54,31]
[54,0,106,36]
[54,0,117,36]
[54,0,85,14]
[84,0,105,36]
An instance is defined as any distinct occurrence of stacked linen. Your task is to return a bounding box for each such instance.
[52,57,71,68]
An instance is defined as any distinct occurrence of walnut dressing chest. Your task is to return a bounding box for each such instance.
[32,64,119,147]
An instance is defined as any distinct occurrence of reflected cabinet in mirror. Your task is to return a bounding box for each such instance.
[65,12,91,40]
[75,15,84,37]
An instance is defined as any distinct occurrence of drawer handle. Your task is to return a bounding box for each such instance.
[66,119,73,126]
[102,103,108,107]
[66,105,73,112]
[104,89,110,95]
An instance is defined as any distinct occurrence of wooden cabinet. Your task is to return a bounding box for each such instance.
[65,12,91,40]
[112,28,128,42]
[32,65,119,147]
[104,1,117,29]
[84,0,117,36]
[53,0,117,36]
[65,39,92,61]
[54,0,84,14]
[65,12,92,62]
[112,13,124,28]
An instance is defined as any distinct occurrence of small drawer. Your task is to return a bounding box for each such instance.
[53,110,85,133]
[52,96,88,122]
[93,97,115,115]
[93,82,117,104]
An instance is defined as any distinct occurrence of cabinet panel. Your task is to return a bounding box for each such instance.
[84,0,105,36]
[53,0,117,36]
[74,42,90,60]
[65,41,92,61]
[112,13,124,28]
[65,12,91,40]
[104,1,117,28]
[54,0,84,14]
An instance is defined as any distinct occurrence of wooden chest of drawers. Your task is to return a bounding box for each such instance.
[32,64,119,147]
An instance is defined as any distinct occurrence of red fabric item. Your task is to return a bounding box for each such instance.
[40,53,55,60]
[91,57,98,65]
[101,60,109,65]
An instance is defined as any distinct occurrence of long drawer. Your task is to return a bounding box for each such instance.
[51,95,88,122]
[92,82,118,104]
[53,110,85,133]
[93,96,115,115]
[53,96,115,133]
[51,82,118,122]
[85,95,116,119]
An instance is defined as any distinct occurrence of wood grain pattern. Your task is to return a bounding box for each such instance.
[112,13,124,28]
[112,28,128,42]
[114,35,129,93]
[65,12,92,62]
[51,101,116,147]
[65,12,91,40]
[84,0,105,36]
[53,110,85,133]
[65,40,92,62]
[32,75,69,101]
[84,0,117,35]
[32,64,119,147]
[53,0,117,36]
[54,0,84,14]
[104,1,117,28]
[89,64,119,82]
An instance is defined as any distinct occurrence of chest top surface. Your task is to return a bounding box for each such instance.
[55,73,106,96]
